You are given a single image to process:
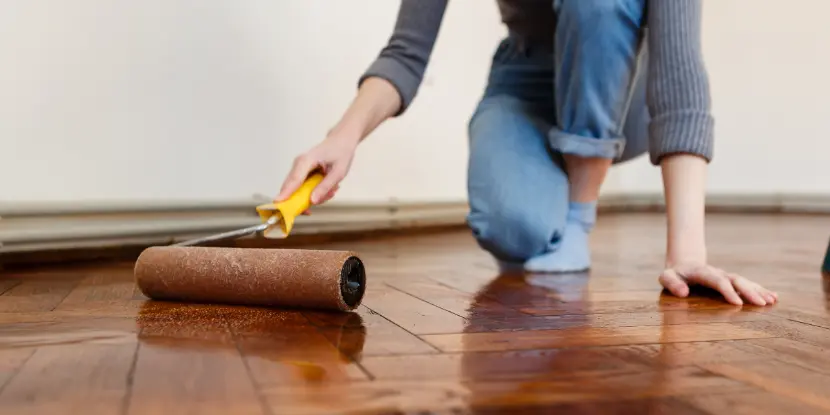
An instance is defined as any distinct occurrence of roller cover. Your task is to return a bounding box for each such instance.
[134,246,366,312]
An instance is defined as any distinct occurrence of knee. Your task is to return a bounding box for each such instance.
[467,205,556,263]
[557,0,645,30]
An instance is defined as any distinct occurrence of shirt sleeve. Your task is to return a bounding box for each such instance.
[358,0,449,116]
[646,0,715,165]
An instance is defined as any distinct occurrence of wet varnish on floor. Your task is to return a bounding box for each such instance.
[1,213,830,414]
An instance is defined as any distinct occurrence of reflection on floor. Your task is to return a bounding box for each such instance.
[1,213,830,414]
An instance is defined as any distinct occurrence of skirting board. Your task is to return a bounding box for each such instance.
[0,201,469,254]
[2,193,830,256]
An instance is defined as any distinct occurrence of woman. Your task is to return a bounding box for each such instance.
[277,0,777,306]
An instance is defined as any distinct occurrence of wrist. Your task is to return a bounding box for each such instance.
[666,227,707,266]
[666,247,707,267]
[325,124,362,148]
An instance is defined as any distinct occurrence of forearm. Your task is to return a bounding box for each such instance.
[328,77,402,144]
[660,153,708,265]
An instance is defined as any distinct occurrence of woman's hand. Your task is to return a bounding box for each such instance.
[658,154,778,306]
[659,260,778,306]
[276,77,402,207]
[276,134,359,206]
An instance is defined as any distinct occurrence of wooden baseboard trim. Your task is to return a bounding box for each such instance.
[0,201,469,255]
[599,193,830,214]
[3,193,830,267]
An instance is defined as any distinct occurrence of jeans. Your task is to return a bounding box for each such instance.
[466,0,650,266]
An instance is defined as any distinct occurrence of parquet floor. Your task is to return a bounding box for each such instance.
[1,212,830,414]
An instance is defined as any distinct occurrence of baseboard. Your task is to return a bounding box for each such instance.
[599,193,830,214]
[0,200,470,255]
[2,193,829,263]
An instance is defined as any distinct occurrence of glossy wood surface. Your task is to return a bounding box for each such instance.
[1,213,830,414]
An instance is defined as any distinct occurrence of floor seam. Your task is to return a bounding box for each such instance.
[119,341,140,415]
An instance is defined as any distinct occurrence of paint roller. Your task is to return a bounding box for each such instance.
[133,170,367,312]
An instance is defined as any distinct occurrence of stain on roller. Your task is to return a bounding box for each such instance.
[134,247,367,312]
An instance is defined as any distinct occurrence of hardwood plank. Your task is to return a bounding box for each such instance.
[0,280,20,296]
[0,309,141,324]
[728,337,830,375]
[422,323,775,352]
[236,329,368,387]
[360,284,468,335]
[546,290,667,302]
[465,398,708,415]
[136,302,236,342]
[53,270,136,313]
[596,341,765,367]
[128,337,264,415]
[305,306,437,356]
[0,277,80,313]
[682,391,829,415]
[735,319,830,349]
[0,317,138,349]
[260,367,748,414]
[0,343,136,415]
[464,309,765,333]
[385,279,524,318]
[520,297,744,316]
[700,360,830,411]
[0,348,34,392]
[360,348,650,381]
[767,307,830,330]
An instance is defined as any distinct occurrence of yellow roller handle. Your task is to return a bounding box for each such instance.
[255,171,324,239]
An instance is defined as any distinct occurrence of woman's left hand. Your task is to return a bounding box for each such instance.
[659,262,778,306]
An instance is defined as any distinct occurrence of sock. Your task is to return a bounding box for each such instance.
[524,201,596,273]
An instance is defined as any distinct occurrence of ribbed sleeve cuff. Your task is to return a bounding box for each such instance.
[648,111,715,165]
[358,57,421,116]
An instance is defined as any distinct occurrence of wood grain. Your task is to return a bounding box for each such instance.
[0,343,136,415]
[1,212,829,413]
[422,323,775,352]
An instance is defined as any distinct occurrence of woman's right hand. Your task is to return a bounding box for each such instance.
[276,77,403,207]
[276,133,359,206]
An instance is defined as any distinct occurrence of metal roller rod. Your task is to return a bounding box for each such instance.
[172,216,278,247]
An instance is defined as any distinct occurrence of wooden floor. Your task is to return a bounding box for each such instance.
[1,213,830,414]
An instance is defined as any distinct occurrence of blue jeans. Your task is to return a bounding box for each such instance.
[466,0,649,267]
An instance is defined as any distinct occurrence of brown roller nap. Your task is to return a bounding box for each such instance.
[134,246,366,312]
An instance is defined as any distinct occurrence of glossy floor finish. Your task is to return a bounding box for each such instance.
[2,213,830,414]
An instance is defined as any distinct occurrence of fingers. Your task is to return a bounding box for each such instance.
[277,155,318,202]
[311,166,346,204]
[694,267,743,306]
[299,185,340,218]
[713,278,744,306]
[317,184,340,204]
[729,273,766,306]
[658,269,690,298]
[664,265,778,307]
[728,272,778,306]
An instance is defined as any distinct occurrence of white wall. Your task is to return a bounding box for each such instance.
[1,1,827,206]
[609,0,830,196]
[0,0,504,204]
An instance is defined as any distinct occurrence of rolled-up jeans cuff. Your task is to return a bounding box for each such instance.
[548,129,626,159]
